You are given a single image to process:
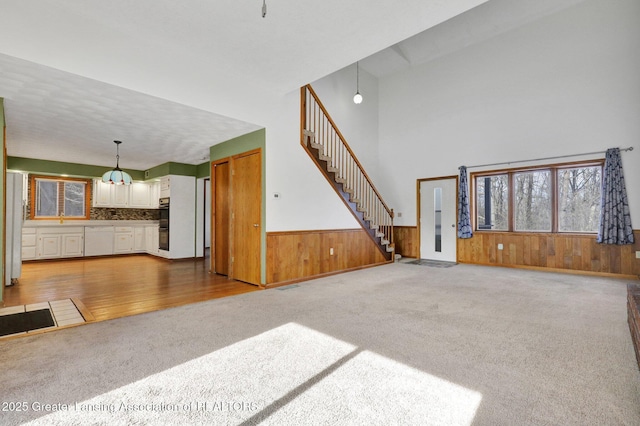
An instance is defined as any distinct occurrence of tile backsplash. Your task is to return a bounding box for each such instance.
[91,208,160,221]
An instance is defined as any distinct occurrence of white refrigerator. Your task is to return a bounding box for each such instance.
[5,172,23,286]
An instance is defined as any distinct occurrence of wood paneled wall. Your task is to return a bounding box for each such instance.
[457,231,640,277]
[266,229,388,285]
[393,226,419,258]
[391,226,639,277]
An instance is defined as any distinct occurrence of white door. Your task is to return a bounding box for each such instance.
[420,178,457,262]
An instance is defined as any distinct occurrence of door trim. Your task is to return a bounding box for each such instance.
[210,148,263,285]
[416,175,459,261]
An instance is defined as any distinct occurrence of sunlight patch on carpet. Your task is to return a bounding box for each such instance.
[25,323,481,425]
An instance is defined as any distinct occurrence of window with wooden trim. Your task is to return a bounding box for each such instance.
[30,175,92,220]
[472,161,603,233]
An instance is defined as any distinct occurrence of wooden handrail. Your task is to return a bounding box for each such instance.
[300,84,394,256]
[302,85,394,218]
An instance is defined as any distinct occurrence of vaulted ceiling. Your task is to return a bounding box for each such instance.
[0,0,584,171]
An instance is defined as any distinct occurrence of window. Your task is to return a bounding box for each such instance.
[557,166,601,232]
[514,170,551,232]
[476,174,509,230]
[30,175,91,220]
[473,161,602,233]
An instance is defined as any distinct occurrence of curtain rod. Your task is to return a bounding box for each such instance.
[459,146,634,170]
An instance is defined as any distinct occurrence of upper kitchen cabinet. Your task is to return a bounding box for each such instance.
[130,181,157,208]
[93,179,127,207]
[160,176,171,198]
[93,179,159,209]
[93,179,113,207]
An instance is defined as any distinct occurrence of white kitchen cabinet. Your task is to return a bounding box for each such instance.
[94,179,161,209]
[150,181,160,208]
[112,184,129,207]
[36,227,84,259]
[160,176,171,198]
[62,233,84,257]
[93,180,113,207]
[39,234,62,258]
[130,182,153,208]
[133,226,145,252]
[145,225,159,255]
[114,226,134,253]
[22,228,37,260]
[93,179,129,207]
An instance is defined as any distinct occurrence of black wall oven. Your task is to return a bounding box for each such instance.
[159,197,169,251]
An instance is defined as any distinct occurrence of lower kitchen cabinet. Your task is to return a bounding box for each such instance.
[35,227,84,259]
[114,227,134,253]
[62,233,84,257]
[22,222,160,261]
[145,225,159,255]
[134,226,145,252]
[21,228,37,260]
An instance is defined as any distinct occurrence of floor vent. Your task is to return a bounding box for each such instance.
[277,284,300,291]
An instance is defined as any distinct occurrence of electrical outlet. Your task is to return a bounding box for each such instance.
[498,244,504,250]
[330,248,334,256]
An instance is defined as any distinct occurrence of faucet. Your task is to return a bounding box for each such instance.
[59,212,64,224]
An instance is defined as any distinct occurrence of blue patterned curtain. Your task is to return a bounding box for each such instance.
[597,148,634,244]
[457,166,473,239]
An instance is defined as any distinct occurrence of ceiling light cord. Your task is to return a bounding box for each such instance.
[353,62,363,104]
[262,0,267,18]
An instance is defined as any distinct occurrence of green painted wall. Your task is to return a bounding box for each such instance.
[1,98,5,301]
[211,128,266,285]
[7,157,203,182]
[196,162,210,179]
[144,162,198,180]
[210,128,266,160]
[8,157,146,181]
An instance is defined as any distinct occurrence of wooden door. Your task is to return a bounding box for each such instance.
[231,151,261,284]
[213,161,230,276]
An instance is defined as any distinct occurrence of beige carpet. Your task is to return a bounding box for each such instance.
[1,263,639,425]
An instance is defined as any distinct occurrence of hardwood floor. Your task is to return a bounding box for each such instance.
[3,255,260,322]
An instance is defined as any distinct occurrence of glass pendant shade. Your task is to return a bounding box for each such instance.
[353,91,363,104]
[102,140,132,185]
[102,168,132,185]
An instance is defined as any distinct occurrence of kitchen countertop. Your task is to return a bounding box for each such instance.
[23,220,159,228]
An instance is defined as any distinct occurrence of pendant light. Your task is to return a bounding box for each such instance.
[101,140,132,185]
[353,61,363,104]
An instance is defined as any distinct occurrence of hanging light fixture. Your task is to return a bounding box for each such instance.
[102,140,132,185]
[353,61,363,104]
[262,0,267,18]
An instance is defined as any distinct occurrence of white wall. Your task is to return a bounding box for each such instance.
[377,0,640,227]
[264,66,380,232]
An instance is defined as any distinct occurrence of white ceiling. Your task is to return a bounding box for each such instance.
[0,0,584,171]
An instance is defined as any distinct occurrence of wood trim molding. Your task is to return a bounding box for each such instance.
[28,174,92,220]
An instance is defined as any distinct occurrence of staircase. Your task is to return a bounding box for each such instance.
[300,84,394,261]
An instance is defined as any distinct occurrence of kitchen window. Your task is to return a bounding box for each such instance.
[30,175,92,220]
[472,161,603,233]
